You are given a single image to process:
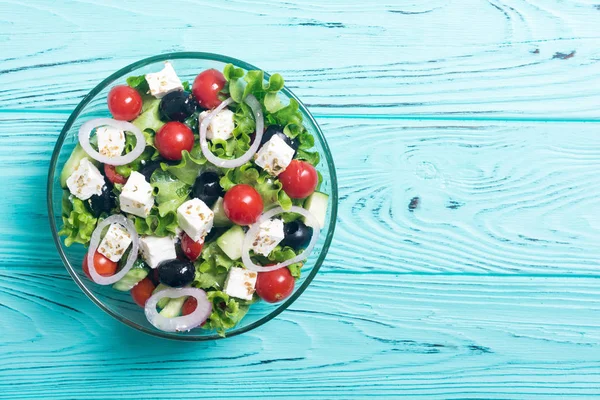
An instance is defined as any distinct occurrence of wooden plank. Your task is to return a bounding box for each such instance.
[1,272,600,398]
[0,0,599,117]
[3,114,600,276]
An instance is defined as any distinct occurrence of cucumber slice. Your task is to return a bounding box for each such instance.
[159,296,186,318]
[132,98,165,133]
[216,225,245,260]
[153,283,171,309]
[303,191,329,229]
[60,144,99,188]
[212,197,232,227]
[112,260,149,292]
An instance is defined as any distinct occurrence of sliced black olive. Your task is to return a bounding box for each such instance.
[138,160,161,182]
[157,259,195,288]
[88,184,116,217]
[192,171,223,208]
[159,90,198,122]
[260,125,299,155]
[281,220,312,250]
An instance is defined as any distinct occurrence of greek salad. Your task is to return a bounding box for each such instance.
[59,61,329,335]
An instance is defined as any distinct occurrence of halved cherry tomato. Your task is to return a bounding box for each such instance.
[131,278,156,307]
[223,184,264,225]
[182,297,197,316]
[278,160,318,199]
[192,69,226,109]
[181,233,203,261]
[82,251,118,279]
[155,121,194,161]
[107,85,143,121]
[255,267,295,303]
[103,164,127,184]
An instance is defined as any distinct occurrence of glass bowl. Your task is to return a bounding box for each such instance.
[47,52,338,341]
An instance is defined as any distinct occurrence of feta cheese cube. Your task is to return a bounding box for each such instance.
[119,171,154,218]
[98,223,132,262]
[138,236,177,269]
[66,158,105,200]
[254,135,295,176]
[176,198,214,242]
[251,218,285,257]
[96,126,125,158]
[224,267,257,300]
[200,109,235,141]
[145,61,183,99]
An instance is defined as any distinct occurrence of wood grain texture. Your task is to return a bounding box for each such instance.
[0,0,599,117]
[2,0,600,397]
[4,114,600,276]
[2,271,600,399]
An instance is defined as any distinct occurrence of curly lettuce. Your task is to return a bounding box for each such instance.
[202,290,250,336]
[59,192,98,247]
[162,145,206,185]
[220,162,292,210]
[126,75,149,95]
[193,241,241,290]
[151,169,190,217]
[132,208,179,237]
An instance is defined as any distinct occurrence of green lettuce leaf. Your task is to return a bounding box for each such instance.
[220,162,292,210]
[232,102,256,137]
[114,133,158,178]
[162,145,207,186]
[132,99,165,133]
[265,245,303,278]
[193,241,240,290]
[272,98,303,126]
[126,75,149,95]
[202,290,249,336]
[223,64,284,106]
[150,169,190,217]
[296,149,320,166]
[59,192,98,247]
[132,208,179,237]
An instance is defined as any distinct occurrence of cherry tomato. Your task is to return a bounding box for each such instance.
[255,267,295,303]
[182,297,197,316]
[278,160,318,199]
[223,184,264,225]
[181,233,203,261]
[82,251,118,279]
[192,69,226,109]
[131,278,156,307]
[155,121,194,161]
[103,164,127,184]
[107,85,143,121]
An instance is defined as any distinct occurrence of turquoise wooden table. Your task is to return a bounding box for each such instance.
[2,1,600,398]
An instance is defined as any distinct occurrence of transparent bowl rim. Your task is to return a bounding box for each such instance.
[46,51,338,341]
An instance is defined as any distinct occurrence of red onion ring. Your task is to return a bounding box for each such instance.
[242,206,321,272]
[87,215,139,285]
[199,95,264,168]
[79,118,145,166]
[145,288,212,332]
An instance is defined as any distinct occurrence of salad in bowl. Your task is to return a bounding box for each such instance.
[49,54,336,338]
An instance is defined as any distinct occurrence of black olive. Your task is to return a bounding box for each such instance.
[204,226,229,244]
[281,220,312,250]
[159,91,198,122]
[192,171,223,208]
[138,160,161,182]
[260,125,299,155]
[173,236,186,261]
[157,259,195,288]
[88,184,116,217]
